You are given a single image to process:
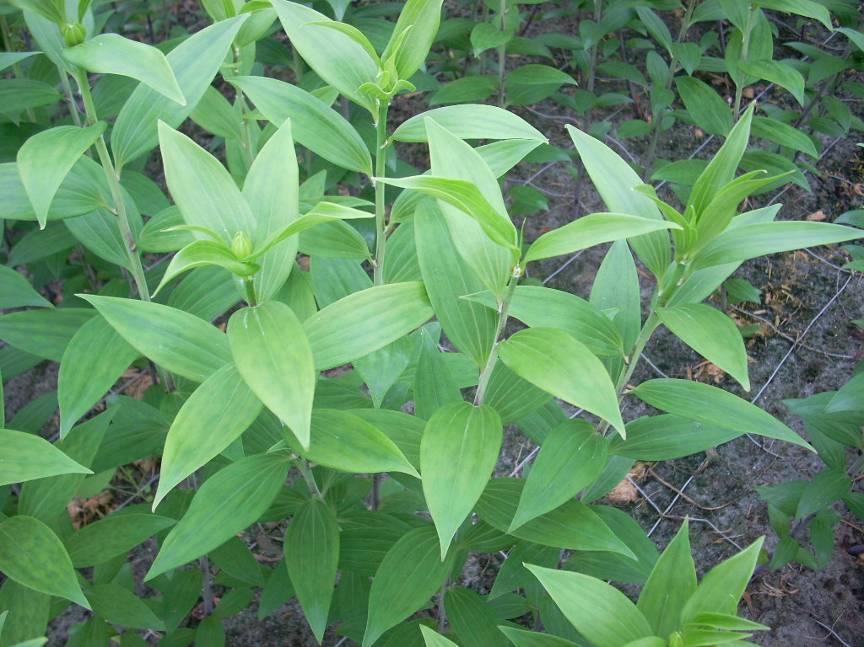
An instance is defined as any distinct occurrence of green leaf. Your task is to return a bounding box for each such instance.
[0,307,95,362]
[826,372,864,413]
[509,420,607,531]
[111,16,246,167]
[377,175,518,251]
[0,516,90,609]
[477,479,633,555]
[158,121,256,245]
[498,328,624,437]
[0,265,51,309]
[63,34,185,104]
[680,537,764,622]
[675,76,733,136]
[566,125,669,278]
[656,304,750,390]
[756,0,833,30]
[415,202,497,366]
[232,76,372,175]
[421,401,502,558]
[0,428,91,486]
[463,286,623,358]
[693,221,863,269]
[739,59,805,105]
[304,282,433,370]
[498,626,581,646]
[153,364,263,508]
[147,453,290,579]
[271,0,379,112]
[419,626,459,647]
[796,468,851,519]
[16,123,105,229]
[285,498,340,642]
[363,525,453,647]
[295,409,418,477]
[154,240,257,295]
[632,379,812,450]
[506,64,577,106]
[66,513,176,567]
[611,414,742,461]
[526,564,653,647]
[228,302,316,449]
[637,520,696,637]
[751,117,818,158]
[81,295,230,382]
[382,0,444,80]
[392,104,545,143]
[524,213,680,263]
[87,583,165,630]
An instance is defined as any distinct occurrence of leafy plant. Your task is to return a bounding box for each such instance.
[0,0,862,645]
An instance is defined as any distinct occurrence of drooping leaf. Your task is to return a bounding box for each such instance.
[147,453,290,579]
[675,76,733,136]
[421,401,502,558]
[16,122,105,228]
[285,498,340,643]
[393,104,545,143]
[228,302,316,448]
[153,364,263,508]
[63,34,185,104]
[66,513,176,567]
[498,328,625,436]
[0,266,51,309]
[0,516,90,609]
[0,428,91,486]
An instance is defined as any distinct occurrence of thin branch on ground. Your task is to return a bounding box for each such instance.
[730,305,855,360]
[648,467,730,511]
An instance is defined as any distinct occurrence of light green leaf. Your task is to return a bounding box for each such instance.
[270,0,379,112]
[680,537,764,622]
[0,428,91,486]
[611,415,742,461]
[637,520,696,637]
[111,17,245,167]
[228,302,315,449]
[155,240,257,295]
[295,409,418,477]
[756,0,833,30]
[632,379,812,450]
[66,513,176,567]
[63,34,184,104]
[81,295,230,382]
[506,64,577,106]
[382,0,444,81]
[463,285,623,358]
[363,525,453,647]
[0,51,40,73]
[675,76,733,136]
[509,420,607,531]
[499,626,582,646]
[392,104,545,143]
[527,564,653,647]
[377,175,518,251]
[0,516,90,609]
[232,76,372,175]
[304,282,433,370]
[524,213,680,263]
[739,59,805,105]
[566,125,669,278]
[58,315,138,437]
[285,498,340,643]
[0,265,51,309]
[158,121,256,245]
[498,327,625,437]
[751,116,818,158]
[656,304,750,390]
[421,401,502,558]
[693,221,863,269]
[0,307,95,362]
[147,453,290,579]
[153,364,263,508]
[419,625,459,647]
[16,122,105,229]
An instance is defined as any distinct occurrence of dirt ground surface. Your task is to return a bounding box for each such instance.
[4,3,863,646]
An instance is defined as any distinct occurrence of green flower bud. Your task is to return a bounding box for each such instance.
[231,231,254,259]
[63,23,87,47]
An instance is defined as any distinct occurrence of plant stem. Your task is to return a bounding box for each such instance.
[199,555,214,615]
[614,312,659,394]
[296,459,323,500]
[733,7,756,117]
[60,72,83,127]
[437,578,449,632]
[242,278,257,306]
[372,100,390,285]
[475,268,520,405]
[496,0,508,106]
[585,0,603,94]
[73,69,150,302]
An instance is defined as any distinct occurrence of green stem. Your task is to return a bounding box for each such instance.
[296,459,323,500]
[243,278,257,306]
[60,71,82,127]
[585,0,603,94]
[73,69,150,303]
[496,0,508,106]
[475,268,520,405]
[733,7,756,117]
[373,101,390,285]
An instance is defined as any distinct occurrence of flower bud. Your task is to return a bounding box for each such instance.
[63,23,87,47]
[230,231,254,259]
